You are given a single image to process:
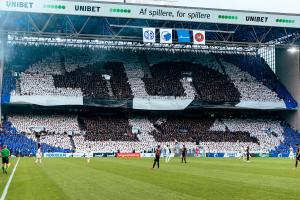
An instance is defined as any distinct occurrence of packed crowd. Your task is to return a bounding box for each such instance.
[5,47,296,107]
[0,120,72,156]
[151,117,258,144]
[20,73,83,96]
[108,62,133,99]
[192,65,240,103]
[83,116,137,141]
[8,115,81,134]
[221,60,281,102]
[53,65,109,98]
[143,62,186,97]
[2,114,293,154]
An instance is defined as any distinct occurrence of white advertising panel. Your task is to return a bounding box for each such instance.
[193,30,205,45]
[143,28,156,43]
[126,0,300,15]
[1,0,300,28]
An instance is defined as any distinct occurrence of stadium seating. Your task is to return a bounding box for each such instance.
[3,114,298,154]
[3,47,296,109]
[82,116,137,141]
[220,54,297,108]
[108,62,133,99]
[0,120,72,156]
[1,74,16,103]
[53,69,109,98]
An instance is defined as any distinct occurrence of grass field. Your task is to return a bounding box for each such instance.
[1,157,300,200]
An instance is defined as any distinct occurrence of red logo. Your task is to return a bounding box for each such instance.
[195,32,205,43]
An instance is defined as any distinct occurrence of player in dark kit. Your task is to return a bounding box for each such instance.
[246,146,250,162]
[152,145,161,169]
[181,145,187,164]
[295,144,300,168]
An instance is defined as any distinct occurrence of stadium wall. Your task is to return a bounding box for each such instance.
[276,48,300,130]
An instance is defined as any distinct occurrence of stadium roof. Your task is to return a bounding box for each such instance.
[1,0,300,49]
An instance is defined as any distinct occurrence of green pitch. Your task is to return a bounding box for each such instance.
[1,158,300,200]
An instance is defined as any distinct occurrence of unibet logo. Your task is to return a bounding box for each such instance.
[246,16,268,23]
[6,1,33,9]
[75,5,101,13]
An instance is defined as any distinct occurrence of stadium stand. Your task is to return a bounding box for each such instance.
[1,47,299,156]
[8,114,81,134]
[1,74,16,103]
[219,54,298,108]
[108,62,133,99]
[82,116,137,141]
[0,120,73,156]
[3,114,300,155]
[2,48,297,109]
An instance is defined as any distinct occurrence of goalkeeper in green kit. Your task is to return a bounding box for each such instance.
[1,145,10,174]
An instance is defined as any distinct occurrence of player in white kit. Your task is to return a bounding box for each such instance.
[165,145,172,163]
[289,146,295,160]
[239,146,246,160]
[35,147,42,164]
[86,149,92,164]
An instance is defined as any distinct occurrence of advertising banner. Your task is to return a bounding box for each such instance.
[193,30,205,45]
[116,153,141,158]
[176,30,190,43]
[140,153,155,158]
[93,152,116,157]
[1,1,300,28]
[44,152,86,158]
[160,29,172,44]
[143,28,156,43]
[126,0,300,15]
[44,153,68,158]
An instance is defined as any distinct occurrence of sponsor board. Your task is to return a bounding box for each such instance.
[140,153,155,158]
[223,153,239,158]
[116,153,141,158]
[126,0,299,15]
[176,30,190,43]
[93,153,116,157]
[43,152,85,158]
[143,28,156,43]
[160,29,172,44]
[1,1,299,28]
[193,30,205,45]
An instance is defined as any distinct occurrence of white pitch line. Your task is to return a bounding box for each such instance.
[0,157,20,200]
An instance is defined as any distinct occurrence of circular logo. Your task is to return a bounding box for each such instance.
[144,30,155,40]
[161,31,172,42]
[195,32,205,43]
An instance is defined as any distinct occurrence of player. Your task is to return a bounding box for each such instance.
[295,144,299,167]
[239,146,245,160]
[181,145,187,164]
[195,146,199,157]
[86,148,92,164]
[35,147,42,164]
[289,145,295,160]
[1,145,10,174]
[152,145,161,169]
[165,145,171,163]
[246,146,250,162]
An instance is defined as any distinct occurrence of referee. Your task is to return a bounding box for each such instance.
[1,145,10,174]
[152,145,161,169]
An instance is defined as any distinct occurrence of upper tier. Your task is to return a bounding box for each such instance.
[2,45,297,110]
